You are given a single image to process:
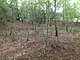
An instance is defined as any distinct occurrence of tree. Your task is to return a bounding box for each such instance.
[54,0,58,37]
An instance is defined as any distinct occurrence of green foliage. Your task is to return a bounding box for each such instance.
[0,0,80,23]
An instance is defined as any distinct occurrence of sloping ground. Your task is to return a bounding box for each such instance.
[29,36,80,60]
[0,21,80,60]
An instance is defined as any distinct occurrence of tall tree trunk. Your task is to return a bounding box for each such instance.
[27,22,29,41]
[45,18,49,46]
[63,2,65,26]
[45,0,50,47]
[65,23,68,32]
[12,7,13,22]
[54,0,58,37]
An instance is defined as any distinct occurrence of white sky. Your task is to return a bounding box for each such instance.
[70,0,76,6]
[56,0,76,13]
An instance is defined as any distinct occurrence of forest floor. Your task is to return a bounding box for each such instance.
[0,21,80,60]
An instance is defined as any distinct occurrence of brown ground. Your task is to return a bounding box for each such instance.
[0,21,80,60]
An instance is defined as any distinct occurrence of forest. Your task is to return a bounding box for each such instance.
[0,0,80,60]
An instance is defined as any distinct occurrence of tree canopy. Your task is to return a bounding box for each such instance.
[0,0,80,22]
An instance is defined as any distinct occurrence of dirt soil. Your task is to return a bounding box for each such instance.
[0,21,80,60]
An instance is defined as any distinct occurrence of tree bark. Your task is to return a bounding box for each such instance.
[54,0,58,37]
